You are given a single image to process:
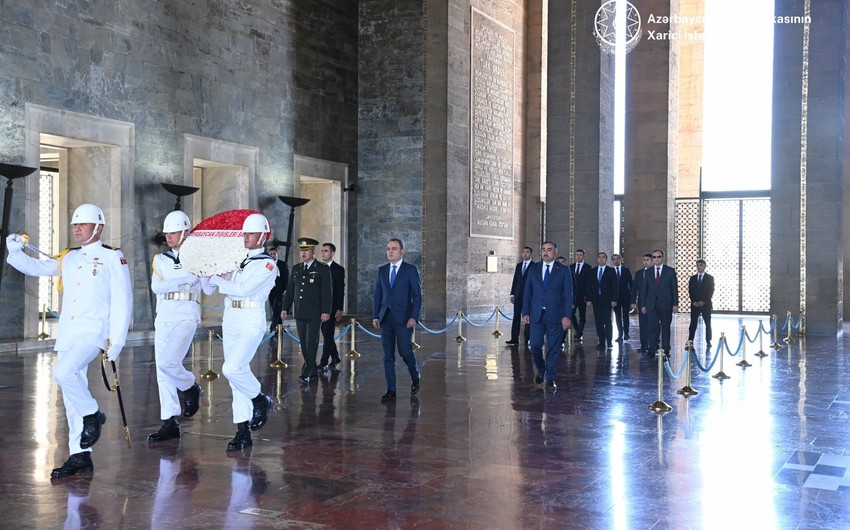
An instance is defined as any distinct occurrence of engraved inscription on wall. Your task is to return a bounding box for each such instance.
[470,9,515,240]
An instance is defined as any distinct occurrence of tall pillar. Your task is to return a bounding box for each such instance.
[548,0,614,257]
[623,0,678,270]
[772,0,846,335]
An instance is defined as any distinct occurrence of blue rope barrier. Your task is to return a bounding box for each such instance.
[790,313,804,330]
[499,308,513,320]
[690,345,722,373]
[356,321,383,338]
[721,331,745,357]
[663,349,689,380]
[744,327,760,343]
[419,315,459,334]
[461,309,496,327]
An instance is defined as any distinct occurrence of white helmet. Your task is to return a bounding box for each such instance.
[163,210,191,232]
[70,203,105,225]
[242,213,270,235]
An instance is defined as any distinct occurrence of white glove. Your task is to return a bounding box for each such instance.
[180,278,200,290]
[5,234,24,253]
[209,275,222,287]
[106,343,123,362]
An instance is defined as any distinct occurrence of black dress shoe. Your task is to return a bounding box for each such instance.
[534,373,544,385]
[607,342,613,348]
[182,383,203,418]
[411,379,420,396]
[148,416,181,442]
[706,341,712,348]
[381,391,397,402]
[250,393,273,431]
[505,340,519,345]
[298,375,310,384]
[226,422,253,451]
[317,363,328,372]
[79,410,106,449]
[545,380,557,391]
[51,452,94,478]
[624,334,630,340]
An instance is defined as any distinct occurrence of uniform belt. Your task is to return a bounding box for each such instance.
[230,299,258,309]
[161,292,196,301]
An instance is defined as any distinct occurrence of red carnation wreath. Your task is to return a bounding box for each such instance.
[180,209,259,276]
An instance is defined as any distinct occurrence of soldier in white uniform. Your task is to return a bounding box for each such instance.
[147,210,205,442]
[207,213,278,451]
[5,204,133,478]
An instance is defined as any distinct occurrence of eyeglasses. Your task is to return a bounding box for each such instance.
[651,255,663,258]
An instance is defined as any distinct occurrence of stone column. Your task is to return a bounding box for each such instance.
[772,0,846,335]
[547,0,614,258]
[622,0,678,270]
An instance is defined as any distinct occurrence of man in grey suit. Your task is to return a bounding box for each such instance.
[282,237,332,384]
[372,238,422,402]
[639,249,679,356]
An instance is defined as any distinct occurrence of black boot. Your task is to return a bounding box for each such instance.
[250,393,273,431]
[51,452,93,478]
[226,421,253,451]
[182,383,203,418]
[79,411,106,449]
[148,416,181,442]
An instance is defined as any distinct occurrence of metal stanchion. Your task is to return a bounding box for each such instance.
[686,339,695,353]
[754,320,768,358]
[736,325,752,367]
[270,324,288,369]
[201,329,219,381]
[455,310,466,343]
[492,306,503,337]
[712,333,730,380]
[676,347,699,397]
[649,349,673,412]
[783,310,795,344]
[346,317,360,359]
[37,304,49,339]
[771,314,783,350]
[411,325,420,350]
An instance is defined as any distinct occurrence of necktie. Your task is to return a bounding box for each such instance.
[522,262,527,275]
[390,264,397,287]
[544,264,551,284]
[598,267,603,295]
[655,267,661,283]
[577,264,581,275]
[698,274,703,285]
[617,266,621,280]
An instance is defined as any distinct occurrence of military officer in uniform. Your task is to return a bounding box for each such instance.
[5,204,133,477]
[281,237,332,384]
[147,210,205,442]
[207,213,278,451]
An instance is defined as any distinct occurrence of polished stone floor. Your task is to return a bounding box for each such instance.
[0,313,848,529]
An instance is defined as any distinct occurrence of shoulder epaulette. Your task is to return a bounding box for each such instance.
[102,244,119,250]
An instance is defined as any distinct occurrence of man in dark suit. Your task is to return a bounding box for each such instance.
[372,238,422,402]
[587,252,618,348]
[318,242,345,371]
[281,238,333,384]
[267,246,289,333]
[639,249,679,356]
[687,259,715,348]
[630,253,653,351]
[569,249,592,342]
[611,253,633,342]
[506,246,534,346]
[522,241,573,391]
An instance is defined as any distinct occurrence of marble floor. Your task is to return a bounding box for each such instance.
[0,313,848,529]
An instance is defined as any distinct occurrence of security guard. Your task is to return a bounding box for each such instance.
[5,204,133,478]
[208,213,277,451]
[281,237,332,384]
[148,210,205,442]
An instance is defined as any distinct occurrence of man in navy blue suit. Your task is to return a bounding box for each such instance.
[588,251,618,349]
[522,241,573,391]
[372,238,422,402]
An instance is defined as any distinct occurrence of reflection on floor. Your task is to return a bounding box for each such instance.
[1,313,848,529]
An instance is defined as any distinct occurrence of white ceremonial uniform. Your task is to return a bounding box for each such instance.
[210,248,278,424]
[6,241,133,454]
[151,249,202,420]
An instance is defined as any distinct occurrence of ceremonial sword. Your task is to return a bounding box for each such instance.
[100,341,132,449]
